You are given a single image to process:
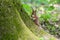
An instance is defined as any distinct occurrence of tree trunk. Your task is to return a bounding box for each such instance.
[0,0,39,40]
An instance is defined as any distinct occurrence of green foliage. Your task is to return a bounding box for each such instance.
[39,13,59,35]
[22,4,32,16]
[40,13,59,23]
[39,37,44,40]
[56,0,60,4]
[46,24,57,35]
[46,24,56,31]
[47,6,55,11]
[51,17,58,22]
[51,14,59,22]
[40,13,52,22]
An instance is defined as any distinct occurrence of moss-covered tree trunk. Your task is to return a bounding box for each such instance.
[0,0,39,40]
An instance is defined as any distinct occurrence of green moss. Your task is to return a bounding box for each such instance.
[0,0,39,40]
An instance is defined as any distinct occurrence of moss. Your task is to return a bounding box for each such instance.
[0,0,39,40]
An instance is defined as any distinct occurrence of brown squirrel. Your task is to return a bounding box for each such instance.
[31,9,40,26]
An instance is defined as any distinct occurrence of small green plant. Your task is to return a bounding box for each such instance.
[39,13,52,23]
[39,37,44,40]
